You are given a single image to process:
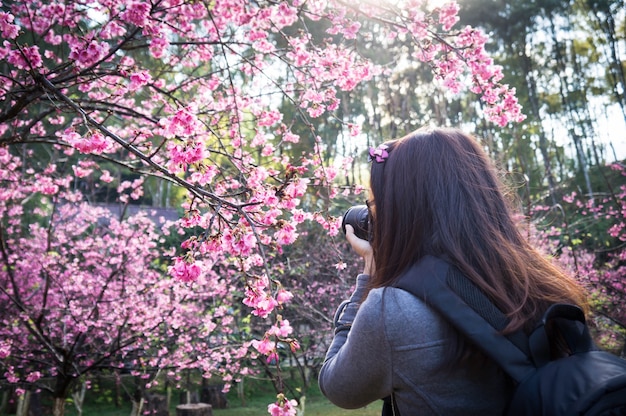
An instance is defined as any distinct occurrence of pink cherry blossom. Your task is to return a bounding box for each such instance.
[169,257,203,282]
[7,45,42,69]
[120,1,151,27]
[128,70,153,91]
[268,394,298,416]
[0,12,20,39]
[439,3,460,31]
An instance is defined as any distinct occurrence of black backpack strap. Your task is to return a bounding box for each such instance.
[393,255,536,383]
[528,303,595,367]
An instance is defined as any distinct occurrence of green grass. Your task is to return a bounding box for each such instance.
[62,378,381,416]
[69,400,381,416]
[212,382,381,416]
[213,400,381,416]
[67,392,381,416]
[66,403,132,416]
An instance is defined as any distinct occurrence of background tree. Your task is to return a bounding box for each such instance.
[0,148,254,416]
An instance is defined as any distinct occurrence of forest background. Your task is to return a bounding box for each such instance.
[0,0,625,415]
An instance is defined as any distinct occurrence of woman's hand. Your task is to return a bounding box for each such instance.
[345,224,375,275]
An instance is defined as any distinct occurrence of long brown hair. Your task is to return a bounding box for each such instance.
[368,127,587,333]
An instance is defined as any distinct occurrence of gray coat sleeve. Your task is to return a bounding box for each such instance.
[318,277,393,409]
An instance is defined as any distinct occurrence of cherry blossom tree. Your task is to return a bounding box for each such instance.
[558,167,626,353]
[1,0,525,413]
[247,223,363,399]
[0,149,256,415]
[528,164,626,355]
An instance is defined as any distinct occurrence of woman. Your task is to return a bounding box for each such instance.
[318,127,588,414]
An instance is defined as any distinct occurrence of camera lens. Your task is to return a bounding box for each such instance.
[341,205,370,241]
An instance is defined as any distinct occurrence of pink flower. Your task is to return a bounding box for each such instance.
[223,228,257,256]
[100,170,114,183]
[262,143,275,157]
[276,289,293,305]
[150,37,169,59]
[26,371,42,383]
[128,70,153,91]
[121,2,151,27]
[282,131,300,143]
[268,320,293,338]
[289,340,300,353]
[271,3,298,29]
[162,108,201,138]
[306,104,325,118]
[274,222,297,245]
[266,351,279,365]
[4,367,18,383]
[438,3,460,31]
[251,296,278,318]
[7,45,42,69]
[0,12,20,39]
[68,40,108,68]
[251,337,274,355]
[37,177,59,195]
[0,341,10,359]
[168,257,203,282]
[257,110,282,127]
[72,164,93,178]
[348,123,361,136]
[61,129,110,154]
[267,394,298,416]
[243,275,280,318]
[335,262,347,271]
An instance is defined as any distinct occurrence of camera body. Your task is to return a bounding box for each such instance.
[341,205,370,241]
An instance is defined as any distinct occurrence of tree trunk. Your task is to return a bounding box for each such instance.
[52,397,65,416]
[143,393,168,416]
[520,50,560,205]
[200,382,228,409]
[115,371,122,408]
[72,381,87,416]
[130,397,144,416]
[590,4,626,124]
[236,379,246,407]
[15,391,30,416]
[0,389,10,415]
[573,133,594,203]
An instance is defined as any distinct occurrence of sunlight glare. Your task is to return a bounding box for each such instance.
[371,0,457,11]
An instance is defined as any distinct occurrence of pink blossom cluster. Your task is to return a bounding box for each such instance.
[0,11,19,39]
[67,39,109,68]
[128,70,153,91]
[0,160,252,406]
[408,10,525,126]
[5,45,42,69]
[267,394,298,416]
[528,165,626,348]
[243,275,293,319]
[439,3,460,31]
[117,177,144,202]
[161,108,202,139]
[61,129,111,154]
[169,257,204,282]
[120,1,151,27]
[251,336,278,364]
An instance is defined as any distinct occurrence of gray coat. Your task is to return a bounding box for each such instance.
[319,274,512,415]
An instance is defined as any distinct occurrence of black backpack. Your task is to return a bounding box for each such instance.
[393,255,626,416]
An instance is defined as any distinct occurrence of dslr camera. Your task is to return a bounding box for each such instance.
[341,205,371,241]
